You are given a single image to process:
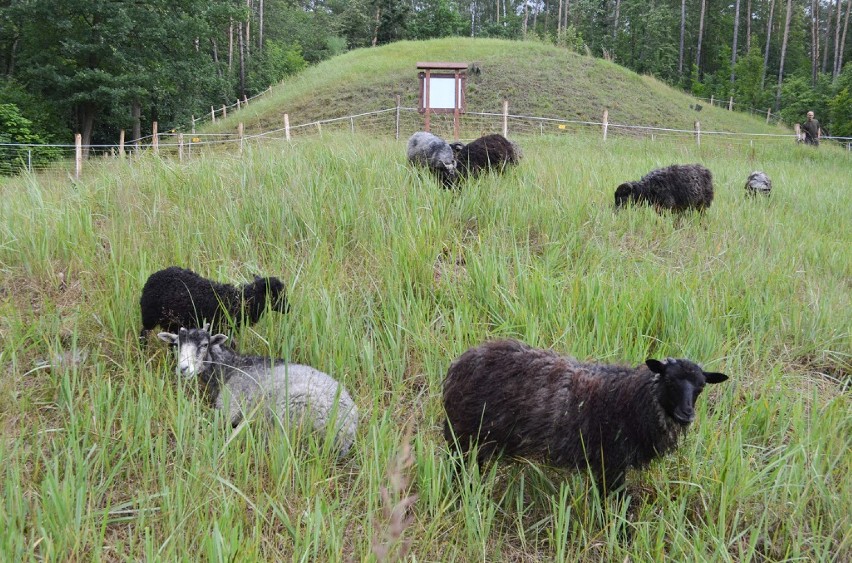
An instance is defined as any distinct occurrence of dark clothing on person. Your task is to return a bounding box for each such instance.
[802,119,820,146]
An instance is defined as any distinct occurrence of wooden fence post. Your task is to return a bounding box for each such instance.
[238,122,244,153]
[766,108,772,124]
[237,98,241,110]
[222,104,227,118]
[316,121,322,136]
[350,117,354,134]
[75,133,82,179]
[794,123,801,141]
[602,109,609,141]
[119,129,125,157]
[284,114,291,141]
[178,133,184,161]
[502,99,509,137]
[211,106,216,123]
[710,95,714,107]
[152,121,158,155]
[395,95,401,140]
[694,121,701,146]
[728,97,734,111]
[191,116,196,135]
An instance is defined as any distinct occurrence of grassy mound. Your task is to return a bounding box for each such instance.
[208,38,787,137]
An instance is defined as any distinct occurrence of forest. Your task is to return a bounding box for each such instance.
[1,0,851,150]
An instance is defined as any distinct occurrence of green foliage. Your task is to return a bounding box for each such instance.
[246,42,308,96]
[733,42,771,110]
[0,103,62,175]
[778,74,829,126]
[407,0,466,40]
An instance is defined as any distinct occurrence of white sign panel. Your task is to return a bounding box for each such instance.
[428,77,459,109]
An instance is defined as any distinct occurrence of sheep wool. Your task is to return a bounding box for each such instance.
[615,163,714,212]
[442,339,728,493]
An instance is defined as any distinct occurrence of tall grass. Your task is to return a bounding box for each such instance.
[0,132,849,561]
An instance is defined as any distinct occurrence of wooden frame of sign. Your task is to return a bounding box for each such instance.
[417,62,468,140]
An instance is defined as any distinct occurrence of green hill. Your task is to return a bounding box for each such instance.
[208,38,787,137]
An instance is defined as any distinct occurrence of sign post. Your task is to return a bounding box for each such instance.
[417,62,468,140]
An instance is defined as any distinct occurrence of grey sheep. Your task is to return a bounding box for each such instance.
[615,163,714,212]
[139,266,288,343]
[406,131,457,186]
[745,171,772,196]
[442,339,728,493]
[159,326,358,457]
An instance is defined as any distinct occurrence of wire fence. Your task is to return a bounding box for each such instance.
[2,106,850,178]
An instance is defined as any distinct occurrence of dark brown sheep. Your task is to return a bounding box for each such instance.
[442,339,728,493]
[615,163,714,212]
[453,134,522,181]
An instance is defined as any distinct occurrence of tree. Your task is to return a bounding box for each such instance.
[776,0,794,109]
[696,0,708,74]
[679,0,686,75]
[763,0,777,88]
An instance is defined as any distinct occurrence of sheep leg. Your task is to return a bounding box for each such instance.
[138,328,150,346]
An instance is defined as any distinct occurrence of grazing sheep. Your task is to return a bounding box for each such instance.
[406,131,458,186]
[139,266,288,343]
[453,133,522,180]
[442,339,728,493]
[745,171,772,197]
[615,163,714,212]
[159,326,358,457]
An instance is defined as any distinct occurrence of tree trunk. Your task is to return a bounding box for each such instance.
[823,0,834,73]
[77,102,96,159]
[471,1,476,37]
[239,20,246,96]
[131,100,141,148]
[533,0,539,32]
[228,20,234,73]
[557,0,563,34]
[834,0,844,75]
[679,0,686,74]
[696,0,707,73]
[564,0,569,31]
[613,0,621,40]
[523,1,529,38]
[812,0,820,85]
[731,0,741,82]
[245,0,251,57]
[746,0,752,52]
[775,0,793,110]
[372,5,381,46]
[5,37,18,75]
[211,38,220,77]
[258,0,264,52]
[496,0,500,23]
[762,0,776,89]
[839,0,851,75]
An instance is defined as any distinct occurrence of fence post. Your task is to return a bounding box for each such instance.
[178,133,184,161]
[191,116,196,135]
[766,108,772,124]
[794,123,801,141]
[243,94,248,105]
[119,129,125,157]
[694,121,701,146]
[316,121,322,136]
[350,117,354,134]
[728,97,733,111]
[602,109,609,141]
[222,104,227,118]
[710,95,714,107]
[152,121,159,155]
[238,122,244,153]
[27,150,32,173]
[237,98,241,110]
[75,133,82,179]
[284,113,291,141]
[502,99,509,137]
[211,106,216,123]
[395,95,401,141]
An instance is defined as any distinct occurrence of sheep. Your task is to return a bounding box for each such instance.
[453,133,522,180]
[139,266,288,343]
[614,163,714,212]
[158,326,358,457]
[442,339,728,493]
[406,131,458,186]
[744,171,772,197]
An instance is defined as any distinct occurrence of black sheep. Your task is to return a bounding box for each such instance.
[453,134,522,181]
[139,266,288,343]
[615,163,714,212]
[442,339,728,493]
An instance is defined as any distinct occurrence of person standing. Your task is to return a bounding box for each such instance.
[801,111,821,146]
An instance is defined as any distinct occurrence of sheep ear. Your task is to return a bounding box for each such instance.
[704,371,729,384]
[646,359,666,374]
[210,334,229,346]
[158,332,178,345]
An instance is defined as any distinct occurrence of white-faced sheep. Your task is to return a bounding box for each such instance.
[615,163,714,212]
[406,131,458,186]
[745,171,772,197]
[442,339,728,493]
[453,133,522,181]
[159,326,358,457]
[139,266,288,343]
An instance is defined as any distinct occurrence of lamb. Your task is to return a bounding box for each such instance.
[139,266,288,343]
[614,163,714,212]
[158,326,358,457]
[406,131,458,186]
[453,133,522,180]
[442,339,728,493]
[744,171,772,196]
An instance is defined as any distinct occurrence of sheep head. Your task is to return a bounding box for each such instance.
[646,358,728,425]
[614,183,634,208]
[158,326,228,378]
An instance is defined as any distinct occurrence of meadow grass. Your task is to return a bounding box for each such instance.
[0,132,849,561]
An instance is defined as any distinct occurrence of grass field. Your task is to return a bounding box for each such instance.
[1,131,850,561]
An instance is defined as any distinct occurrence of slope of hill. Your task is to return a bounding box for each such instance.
[207,38,787,136]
